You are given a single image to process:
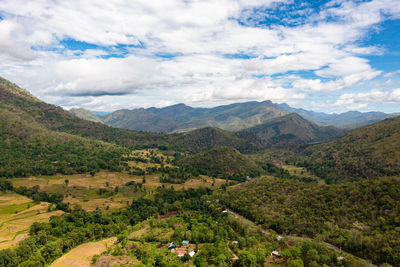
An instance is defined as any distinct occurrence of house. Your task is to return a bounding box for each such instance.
[189,251,195,257]
[271,251,281,257]
[182,240,190,247]
[175,248,187,257]
[231,254,239,262]
[168,242,176,250]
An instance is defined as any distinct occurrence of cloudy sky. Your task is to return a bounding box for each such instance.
[0,0,400,113]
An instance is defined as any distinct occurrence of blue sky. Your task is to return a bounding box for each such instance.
[0,0,399,113]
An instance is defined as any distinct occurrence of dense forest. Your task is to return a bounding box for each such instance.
[219,177,400,265]
[299,116,400,183]
[179,146,262,180]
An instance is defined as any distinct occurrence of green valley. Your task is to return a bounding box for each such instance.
[0,76,399,267]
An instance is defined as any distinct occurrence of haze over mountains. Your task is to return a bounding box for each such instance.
[70,101,396,133]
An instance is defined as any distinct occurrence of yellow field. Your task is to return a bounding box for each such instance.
[50,237,117,267]
[0,193,64,249]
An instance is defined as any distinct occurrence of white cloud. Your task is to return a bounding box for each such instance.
[0,20,36,60]
[333,88,400,110]
[0,0,398,111]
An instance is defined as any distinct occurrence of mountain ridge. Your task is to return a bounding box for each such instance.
[70,101,397,133]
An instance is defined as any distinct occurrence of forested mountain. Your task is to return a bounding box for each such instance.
[171,114,343,154]
[0,77,174,177]
[0,78,126,177]
[103,108,178,132]
[179,146,262,179]
[300,115,400,183]
[220,177,400,266]
[78,100,396,133]
[0,77,171,149]
[101,101,290,132]
[236,113,343,149]
[172,127,260,153]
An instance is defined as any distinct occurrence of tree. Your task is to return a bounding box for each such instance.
[238,251,257,267]
[255,248,266,266]
[64,179,69,187]
[288,259,304,267]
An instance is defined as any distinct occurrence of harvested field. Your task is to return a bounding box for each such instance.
[50,237,117,267]
[0,193,63,248]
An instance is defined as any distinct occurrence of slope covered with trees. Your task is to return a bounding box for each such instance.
[179,146,262,180]
[0,77,171,149]
[0,77,173,177]
[220,177,400,265]
[236,113,343,149]
[172,127,261,154]
[300,116,400,183]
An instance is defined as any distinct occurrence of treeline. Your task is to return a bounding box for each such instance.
[220,177,400,266]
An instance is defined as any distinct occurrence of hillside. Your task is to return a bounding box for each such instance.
[102,109,178,132]
[0,77,171,149]
[179,146,262,180]
[0,100,125,177]
[69,108,103,123]
[171,127,261,154]
[0,77,174,177]
[301,115,400,183]
[236,113,343,149]
[220,177,400,265]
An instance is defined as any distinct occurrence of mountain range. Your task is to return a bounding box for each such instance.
[70,101,396,133]
[2,76,400,266]
[2,75,400,182]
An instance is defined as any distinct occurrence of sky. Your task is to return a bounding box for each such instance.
[0,0,400,113]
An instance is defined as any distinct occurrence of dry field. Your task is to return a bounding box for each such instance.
[0,193,63,249]
[9,149,223,212]
[11,171,223,212]
[50,237,117,267]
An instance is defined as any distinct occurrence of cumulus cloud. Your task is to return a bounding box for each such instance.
[333,88,400,110]
[0,0,398,111]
